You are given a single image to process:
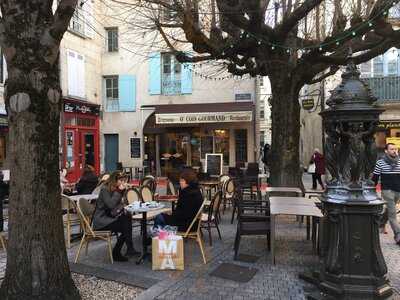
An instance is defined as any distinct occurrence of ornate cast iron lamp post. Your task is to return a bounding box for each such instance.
[310,56,392,299]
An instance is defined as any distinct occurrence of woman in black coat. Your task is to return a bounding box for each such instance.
[154,168,203,232]
[76,165,99,195]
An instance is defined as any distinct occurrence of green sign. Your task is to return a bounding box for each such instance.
[302,98,315,110]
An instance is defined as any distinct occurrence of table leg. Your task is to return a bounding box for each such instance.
[306,216,310,240]
[136,212,149,264]
[271,214,276,264]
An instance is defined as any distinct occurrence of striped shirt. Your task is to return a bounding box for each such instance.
[373,157,400,192]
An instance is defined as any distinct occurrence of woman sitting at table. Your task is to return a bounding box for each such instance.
[76,165,99,195]
[154,168,203,232]
[92,171,139,261]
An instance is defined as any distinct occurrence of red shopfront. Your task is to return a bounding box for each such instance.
[62,99,100,183]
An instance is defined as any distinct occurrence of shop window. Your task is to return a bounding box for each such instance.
[162,53,181,95]
[214,130,229,165]
[104,75,119,111]
[106,27,118,52]
[201,136,213,159]
[235,129,247,163]
[359,61,372,78]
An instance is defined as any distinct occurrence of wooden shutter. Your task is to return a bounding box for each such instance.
[148,52,161,95]
[118,75,136,111]
[181,61,193,94]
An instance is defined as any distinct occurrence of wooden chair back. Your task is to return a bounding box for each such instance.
[126,188,140,204]
[182,201,205,238]
[225,179,235,195]
[76,198,95,236]
[140,185,153,202]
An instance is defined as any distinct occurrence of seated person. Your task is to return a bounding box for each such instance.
[154,168,203,232]
[76,165,98,195]
[92,171,138,261]
[0,172,9,232]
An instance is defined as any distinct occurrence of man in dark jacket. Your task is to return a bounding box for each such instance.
[154,168,203,232]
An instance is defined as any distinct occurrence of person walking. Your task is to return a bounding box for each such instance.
[310,148,325,190]
[262,143,270,173]
[372,143,400,246]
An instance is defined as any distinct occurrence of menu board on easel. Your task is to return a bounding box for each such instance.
[205,153,223,176]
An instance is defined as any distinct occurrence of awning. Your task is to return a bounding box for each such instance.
[146,102,254,125]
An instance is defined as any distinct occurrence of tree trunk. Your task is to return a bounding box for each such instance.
[269,75,304,188]
[0,27,80,300]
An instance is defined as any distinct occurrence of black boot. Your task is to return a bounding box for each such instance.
[113,236,128,262]
[125,240,140,257]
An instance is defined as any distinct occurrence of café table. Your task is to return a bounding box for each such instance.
[69,193,98,203]
[269,197,322,264]
[155,195,179,210]
[127,203,172,264]
[199,180,219,202]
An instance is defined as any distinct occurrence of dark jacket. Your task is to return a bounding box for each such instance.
[164,183,203,232]
[92,186,124,230]
[76,172,99,195]
[262,144,270,165]
[310,152,325,175]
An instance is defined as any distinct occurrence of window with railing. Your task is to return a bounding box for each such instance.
[104,76,119,111]
[70,4,85,36]
[162,53,182,95]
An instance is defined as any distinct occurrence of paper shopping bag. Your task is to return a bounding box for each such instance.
[152,236,184,270]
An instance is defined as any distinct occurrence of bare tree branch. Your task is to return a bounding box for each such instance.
[307,66,340,84]
[51,0,78,41]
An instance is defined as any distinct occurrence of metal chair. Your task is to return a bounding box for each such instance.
[234,194,271,260]
[201,191,223,246]
[74,198,113,264]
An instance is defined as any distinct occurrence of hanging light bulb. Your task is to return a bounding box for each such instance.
[352,32,356,36]
[271,45,275,50]
[258,41,262,45]
[319,46,323,51]
[368,22,373,27]
[336,41,340,46]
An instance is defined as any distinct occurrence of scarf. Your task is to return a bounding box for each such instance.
[384,153,399,170]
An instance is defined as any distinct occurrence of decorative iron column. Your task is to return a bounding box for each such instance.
[308,56,392,299]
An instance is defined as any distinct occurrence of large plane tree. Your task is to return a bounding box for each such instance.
[0,1,80,299]
[124,0,400,187]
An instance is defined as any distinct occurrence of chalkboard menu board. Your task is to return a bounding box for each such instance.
[205,153,223,176]
[130,138,141,158]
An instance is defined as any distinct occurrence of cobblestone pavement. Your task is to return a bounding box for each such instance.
[0,175,399,299]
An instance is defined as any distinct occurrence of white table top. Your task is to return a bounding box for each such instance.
[269,196,320,205]
[126,202,165,213]
[68,194,98,201]
[266,187,302,194]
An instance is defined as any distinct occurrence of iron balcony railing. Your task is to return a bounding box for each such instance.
[362,76,400,101]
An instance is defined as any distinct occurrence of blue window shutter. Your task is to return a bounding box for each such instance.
[149,52,161,95]
[118,75,136,111]
[181,62,193,94]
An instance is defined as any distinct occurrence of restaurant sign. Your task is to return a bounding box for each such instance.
[155,111,253,124]
[64,101,100,115]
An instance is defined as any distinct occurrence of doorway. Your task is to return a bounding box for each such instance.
[105,134,119,172]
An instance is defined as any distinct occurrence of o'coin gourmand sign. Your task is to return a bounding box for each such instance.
[155,111,252,124]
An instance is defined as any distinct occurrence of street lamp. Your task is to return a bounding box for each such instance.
[308,56,392,299]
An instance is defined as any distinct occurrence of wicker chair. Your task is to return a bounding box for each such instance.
[0,232,7,253]
[125,188,141,204]
[177,201,207,264]
[61,194,81,249]
[74,198,113,264]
